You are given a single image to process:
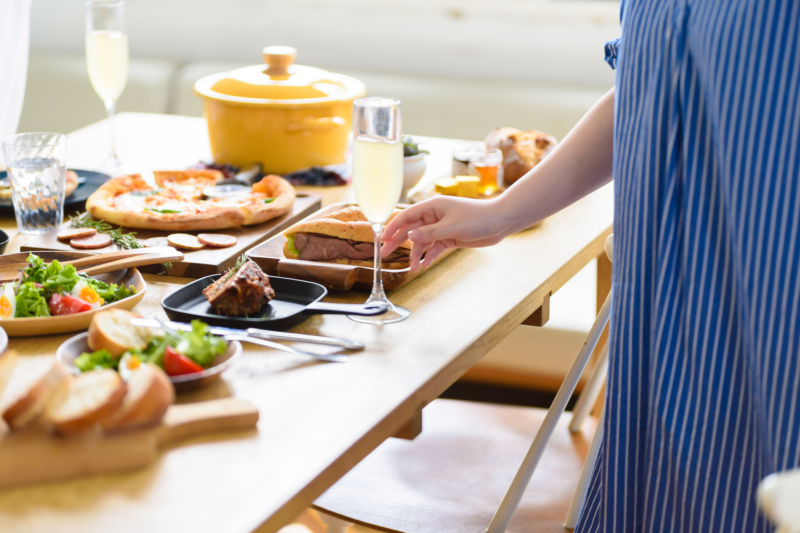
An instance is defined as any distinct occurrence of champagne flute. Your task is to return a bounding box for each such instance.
[85,0,128,172]
[349,97,410,324]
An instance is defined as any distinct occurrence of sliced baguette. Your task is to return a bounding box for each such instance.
[2,361,71,430]
[0,350,18,400]
[102,363,174,432]
[46,369,127,435]
[88,309,160,357]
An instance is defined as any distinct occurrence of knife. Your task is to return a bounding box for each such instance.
[130,318,364,351]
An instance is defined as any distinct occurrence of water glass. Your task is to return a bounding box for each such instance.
[2,133,68,236]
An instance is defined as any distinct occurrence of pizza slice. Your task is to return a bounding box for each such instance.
[86,171,295,231]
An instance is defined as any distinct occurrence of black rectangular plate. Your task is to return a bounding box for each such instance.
[162,275,329,331]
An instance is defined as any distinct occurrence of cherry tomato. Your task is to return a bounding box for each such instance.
[163,346,204,376]
[49,293,92,316]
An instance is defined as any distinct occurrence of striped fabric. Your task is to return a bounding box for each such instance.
[577,1,800,532]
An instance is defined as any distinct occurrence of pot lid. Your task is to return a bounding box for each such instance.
[195,46,366,105]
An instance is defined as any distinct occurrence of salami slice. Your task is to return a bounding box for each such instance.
[143,237,170,248]
[198,234,238,248]
[57,228,97,240]
[167,234,204,251]
[70,233,112,250]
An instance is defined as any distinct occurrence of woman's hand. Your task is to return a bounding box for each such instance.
[382,196,507,271]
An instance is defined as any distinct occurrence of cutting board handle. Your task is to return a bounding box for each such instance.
[160,398,259,447]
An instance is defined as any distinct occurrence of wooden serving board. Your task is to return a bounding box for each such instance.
[21,193,322,279]
[0,398,258,490]
[247,202,457,291]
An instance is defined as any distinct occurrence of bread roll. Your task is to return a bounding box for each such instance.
[88,309,161,357]
[2,361,71,430]
[102,363,174,432]
[485,127,558,185]
[46,369,127,435]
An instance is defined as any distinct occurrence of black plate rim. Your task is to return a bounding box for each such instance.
[161,274,330,328]
[0,168,112,215]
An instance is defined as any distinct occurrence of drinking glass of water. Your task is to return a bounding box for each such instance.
[86,0,128,172]
[349,97,410,324]
[2,132,68,236]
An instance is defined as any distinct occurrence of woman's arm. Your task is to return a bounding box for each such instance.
[382,87,616,271]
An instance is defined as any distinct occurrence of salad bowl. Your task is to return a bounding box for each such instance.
[57,332,242,392]
[0,252,146,337]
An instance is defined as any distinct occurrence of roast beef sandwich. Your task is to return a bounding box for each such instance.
[283,206,414,269]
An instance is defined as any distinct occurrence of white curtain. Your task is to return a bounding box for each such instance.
[0,0,32,160]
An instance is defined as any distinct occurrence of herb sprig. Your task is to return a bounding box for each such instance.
[69,212,173,274]
[220,254,247,284]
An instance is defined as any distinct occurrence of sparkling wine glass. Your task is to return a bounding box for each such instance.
[349,97,410,324]
[85,0,128,172]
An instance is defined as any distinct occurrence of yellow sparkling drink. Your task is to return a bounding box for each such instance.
[86,30,129,101]
[352,135,403,223]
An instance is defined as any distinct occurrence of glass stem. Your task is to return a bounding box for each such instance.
[105,98,118,160]
[370,223,388,302]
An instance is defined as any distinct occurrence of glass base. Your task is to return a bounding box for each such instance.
[348,298,410,325]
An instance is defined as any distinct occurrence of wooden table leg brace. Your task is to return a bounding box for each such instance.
[486,290,613,533]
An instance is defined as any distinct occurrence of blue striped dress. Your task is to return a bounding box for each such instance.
[577,1,800,532]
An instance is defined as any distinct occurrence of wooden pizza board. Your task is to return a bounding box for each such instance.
[21,193,322,278]
[0,397,259,490]
[247,202,458,292]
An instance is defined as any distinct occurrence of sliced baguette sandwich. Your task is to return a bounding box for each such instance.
[283,206,413,269]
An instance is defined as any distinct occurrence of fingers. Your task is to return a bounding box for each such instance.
[381,219,423,256]
[420,241,452,269]
[408,240,430,272]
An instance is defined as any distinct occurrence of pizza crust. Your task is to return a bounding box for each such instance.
[85,172,295,231]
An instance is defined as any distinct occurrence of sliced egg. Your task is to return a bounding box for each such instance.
[0,284,15,320]
[71,279,104,307]
[118,352,144,382]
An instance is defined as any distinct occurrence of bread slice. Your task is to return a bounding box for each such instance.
[46,369,127,435]
[88,309,160,357]
[2,361,71,430]
[102,364,174,432]
[0,350,18,400]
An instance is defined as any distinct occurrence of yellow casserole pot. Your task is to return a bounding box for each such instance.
[194,46,367,175]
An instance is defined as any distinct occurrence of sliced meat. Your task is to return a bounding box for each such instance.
[203,259,275,317]
[295,233,410,264]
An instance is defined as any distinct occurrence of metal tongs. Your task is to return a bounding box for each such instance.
[132,318,363,363]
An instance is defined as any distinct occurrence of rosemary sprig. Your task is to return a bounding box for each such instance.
[69,212,173,274]
[220,254,247,284]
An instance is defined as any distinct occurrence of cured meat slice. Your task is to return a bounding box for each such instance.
[70,233,112,249]
[57,228,97,240]
[198,234,237,248]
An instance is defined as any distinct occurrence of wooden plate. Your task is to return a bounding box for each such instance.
[56,332,242,392]
[0,252,146,337]
[247,203,458,291]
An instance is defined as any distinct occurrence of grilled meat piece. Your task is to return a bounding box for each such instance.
[294,233,411,264]
[203,259,275,316]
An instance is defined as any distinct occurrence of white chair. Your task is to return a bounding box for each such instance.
[315,236,614,532]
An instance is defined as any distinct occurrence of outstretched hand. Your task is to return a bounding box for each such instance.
[381,196,506,272]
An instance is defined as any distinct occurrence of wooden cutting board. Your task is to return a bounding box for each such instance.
[247,202,458,291]
[0,398,258,490]
[21,193,322,278]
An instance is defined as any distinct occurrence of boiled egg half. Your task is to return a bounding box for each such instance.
[71,279,104,307]
[118,351,144,382]
[0,284,15,320]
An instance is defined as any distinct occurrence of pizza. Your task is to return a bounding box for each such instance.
[85,170,295,231]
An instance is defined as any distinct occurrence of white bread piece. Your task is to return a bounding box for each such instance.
[2,361,71,430]
[46,369,127,435]
[102,363,174,432]
[88,309,161,357]
[0,350,18,401]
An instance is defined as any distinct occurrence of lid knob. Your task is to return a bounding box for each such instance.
[263,46,297,77]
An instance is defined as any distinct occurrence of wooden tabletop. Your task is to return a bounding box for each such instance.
[0,113,613,533]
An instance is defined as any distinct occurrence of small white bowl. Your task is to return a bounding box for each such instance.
[403,153,427,200]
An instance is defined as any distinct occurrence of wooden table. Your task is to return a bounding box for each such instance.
[0,113,613,533]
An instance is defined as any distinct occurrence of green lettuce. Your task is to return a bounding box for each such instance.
[74,349,118,371]
[286,235,300,256]
[15,282,50,317]
[174,320,227,368]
